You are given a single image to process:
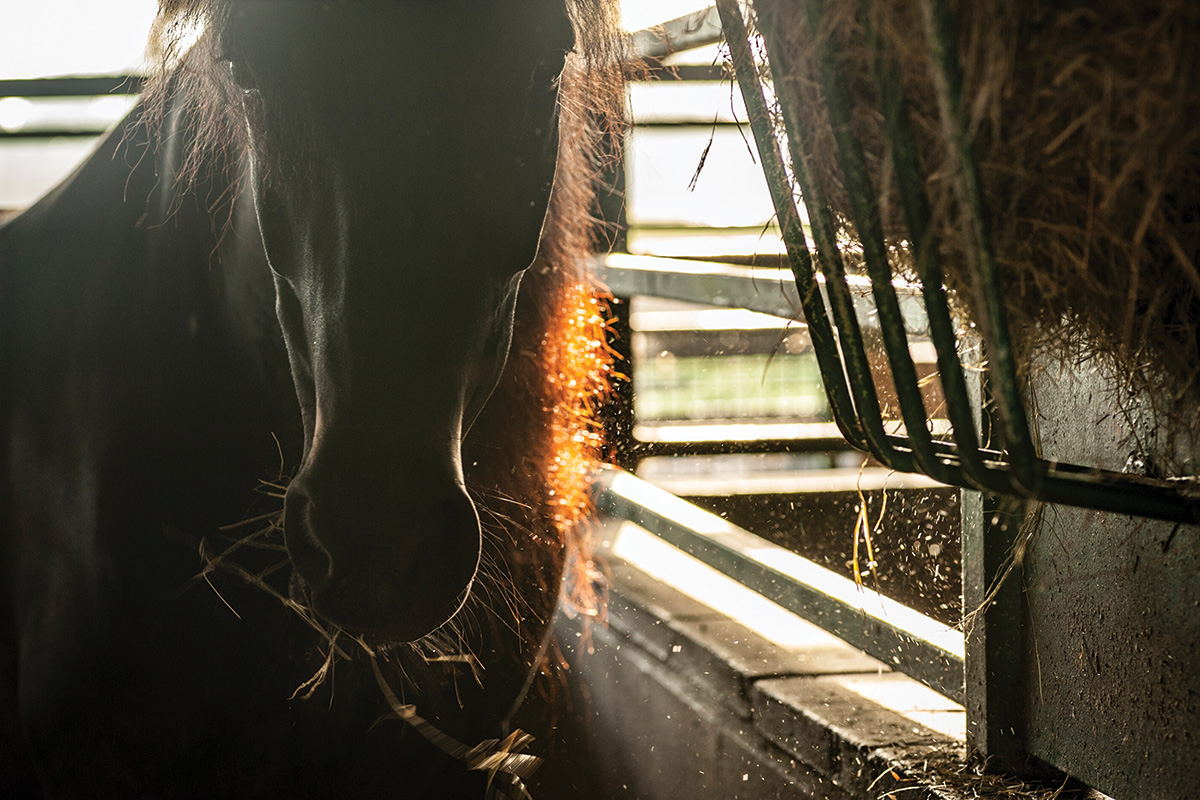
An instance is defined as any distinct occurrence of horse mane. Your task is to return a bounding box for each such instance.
[142,0,628,632]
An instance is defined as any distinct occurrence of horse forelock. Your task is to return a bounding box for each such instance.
[143,0,626,194]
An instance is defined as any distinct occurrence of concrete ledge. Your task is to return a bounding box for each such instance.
[606,559,888,723]
[527,550,1104,799]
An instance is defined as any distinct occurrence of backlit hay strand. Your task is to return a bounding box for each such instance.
[756,0,1200,435]
[546,283,615,615]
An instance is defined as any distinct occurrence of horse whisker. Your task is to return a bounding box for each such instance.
[217,509,283,532]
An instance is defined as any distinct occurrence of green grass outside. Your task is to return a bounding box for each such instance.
[635,352,829,421]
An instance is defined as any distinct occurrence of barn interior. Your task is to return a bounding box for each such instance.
[2,2,1196,798]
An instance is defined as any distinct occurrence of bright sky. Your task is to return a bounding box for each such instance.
[619,0,713,31]
[0,0,159,78]
[0,1,713,79]
[0,1,729,211]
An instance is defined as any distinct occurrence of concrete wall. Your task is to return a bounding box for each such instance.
[1019,362,1200,800]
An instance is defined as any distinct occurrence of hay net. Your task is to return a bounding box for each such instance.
[752,0,1200,454]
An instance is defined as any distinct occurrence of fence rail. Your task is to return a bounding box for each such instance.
[592,465,966,703]
[0,75,143,139]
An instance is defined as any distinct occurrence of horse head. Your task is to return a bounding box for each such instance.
[215,0,576,642]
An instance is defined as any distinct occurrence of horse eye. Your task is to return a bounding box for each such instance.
[530,50,569,87]
[225,59,260,95]
[543,50,569,77]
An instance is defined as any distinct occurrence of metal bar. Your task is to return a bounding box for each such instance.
[596,260,1200,520]
[594,465,966,703]
[595,253,930,334]
[715,0,880,459]
[597,262,1005,467]
[862,11,1012,496]
[960,349,1025,766]
[0,76,142,141]
[715,0,1200,524]
[761,0,960,485]
[801,2,963,486]
[626,120,757,129]
[721,0,966,478]
[1034,468,1200,521]
[640,64,729,82]
[962,493,1027,761]
[631,6,725,60]
[628,437,849,458]
[0,75,145,98]
[635,420,848,445]
[0,129,109,139]
[916,0,1039,490]
[623,226,790,245]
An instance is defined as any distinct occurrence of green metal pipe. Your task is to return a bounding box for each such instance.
[916,0,1040,492]
[792,0,962,485]
[720,0,919,472]
[861,4,1015,495]
[715,0,883,460]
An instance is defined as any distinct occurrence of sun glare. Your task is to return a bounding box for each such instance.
[620,0,714,32]
[0,2,712,76]
[0,1,159,79]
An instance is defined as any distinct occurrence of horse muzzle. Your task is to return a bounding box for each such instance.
[281,473,482,643]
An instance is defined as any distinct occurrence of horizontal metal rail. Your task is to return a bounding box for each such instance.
[630,6,725,60]
[0,75,144,140]
[639,64,728,82]
[0,129,110,139]
[592,465,966,703]
[595,252,931,337]
[630,119,756,129]
[0,76,144,97]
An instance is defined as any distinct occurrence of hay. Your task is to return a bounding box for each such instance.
[755,0,1200,428]
[883,743,1111,798]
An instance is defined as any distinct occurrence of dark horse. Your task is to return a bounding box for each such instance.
[0,1,621,796]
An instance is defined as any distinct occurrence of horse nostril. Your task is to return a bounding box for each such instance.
[281,478,482,642]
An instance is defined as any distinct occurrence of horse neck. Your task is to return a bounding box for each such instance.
[0,98,229,307]
[0,94,288,441]
[147,100,297,447]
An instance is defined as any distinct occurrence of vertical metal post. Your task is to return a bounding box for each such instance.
[594,129,628,256]
[593,121,638,472]
[602,302,638,472]
[962,368,1026,766]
